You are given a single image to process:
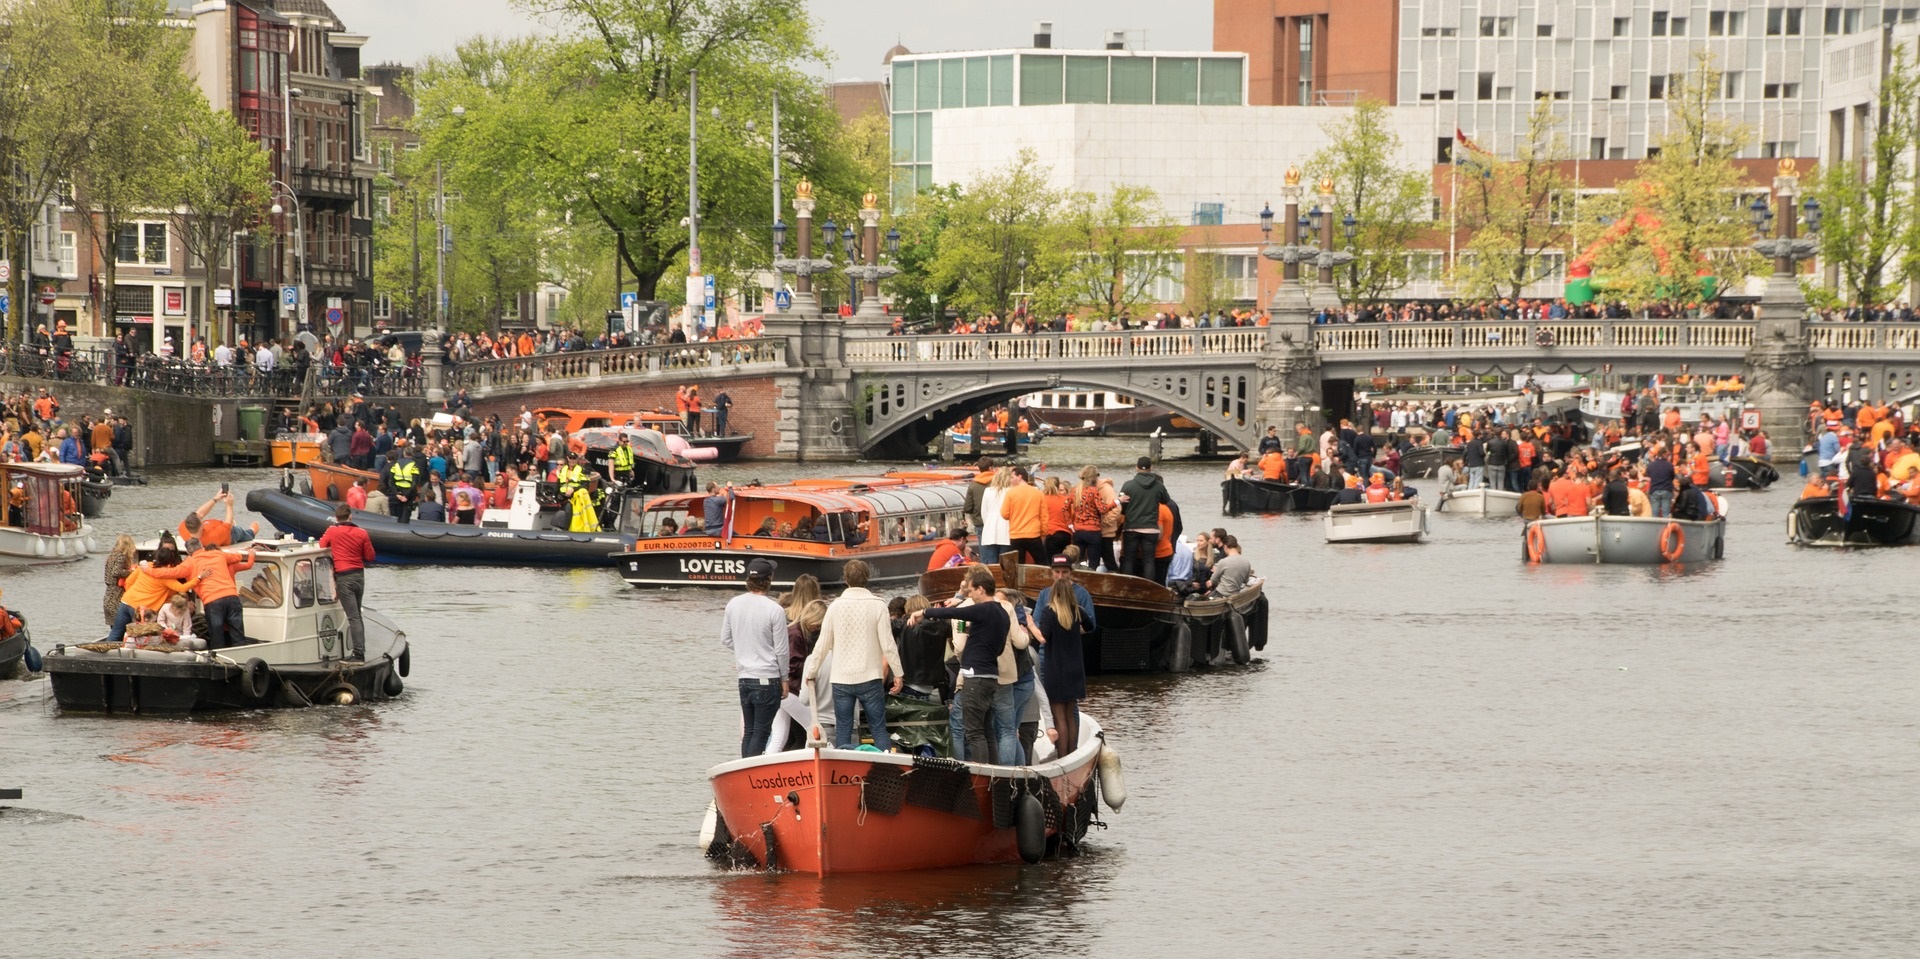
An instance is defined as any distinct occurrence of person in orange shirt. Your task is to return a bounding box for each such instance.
[1041,476,1073,557]
[1662,406,1682,432]
[1364,473,1392,503]
[999,465,1047,564]
[1152,501,1176,583]
[1258,449,1288,481]
[179,490,258,547]
[1548,468,1592,517]
[171,539,258,650]
[107,536,194,644]
[1689,450,1712,487]
[926,527,968,570]
[1856,403,1879,431]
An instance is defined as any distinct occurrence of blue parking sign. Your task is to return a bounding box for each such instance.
[282,286,299,307]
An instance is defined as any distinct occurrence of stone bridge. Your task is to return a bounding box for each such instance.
[425,301,1920,460]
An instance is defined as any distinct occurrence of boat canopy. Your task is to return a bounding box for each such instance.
[640,472,972,545]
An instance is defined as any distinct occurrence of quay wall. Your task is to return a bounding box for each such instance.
[1,376,215,468]
[473,373,782,459]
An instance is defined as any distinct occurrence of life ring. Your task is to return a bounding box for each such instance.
[1659,522,1685,562]
[397,644,411,678]
[1524,524,1546,563]
[239,657,271,700]
[1535,328,1556,348]
[1014,792,1046,864]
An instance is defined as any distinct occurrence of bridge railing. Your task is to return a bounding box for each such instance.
[1315,319,1774,353]
[1807,323,1920,352]
[844,329,1268,365]
[445,337,789,392]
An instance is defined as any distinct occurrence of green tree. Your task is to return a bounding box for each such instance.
[1181,232,1233,318]
[166,98,273,347]
[1578,51,1761,308]
[884,182,961,326]
[1058,184,1180,319]
[926,150,1066,319]
[1810,45,1920,305]
[1305,99,1432,304]
[1451,97,1578,302]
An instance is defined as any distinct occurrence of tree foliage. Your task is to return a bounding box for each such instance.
[1305,100,1432,305]
[1577,51,1762,308]
[1058,184,1180,320]
[1809,44,1920,305]
[923,150,1068,319]
[167,98,274,345]
[1451,97,1578,302]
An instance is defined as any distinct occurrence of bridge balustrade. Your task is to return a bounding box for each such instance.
[445,337,788,392]
[842,330,1269,367]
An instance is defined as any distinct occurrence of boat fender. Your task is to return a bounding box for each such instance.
[239,658,271,700]
[397,645,411,678]
[699,801,734,860]
[1015,792,1047,864]
[1659,522,1685,562]
[1227,611,1251,666]
[327,682,358,706]
[22,644,41,673]
[1167,622,1193,673]
[1097,743,1127,811]
[277,681,311,708]
[382,669,405,698]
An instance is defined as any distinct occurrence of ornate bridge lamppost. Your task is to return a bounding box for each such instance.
[1742,157,1822,459]
[843,191,901,334]
[770,179,835,317]
[1308,176,1358,310]
[1258,166,1317,316]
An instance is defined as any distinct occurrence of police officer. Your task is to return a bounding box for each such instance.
[608,433,636,488]
[553,452,590,530]
[385,437,422,524]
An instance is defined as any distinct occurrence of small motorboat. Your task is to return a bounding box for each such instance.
[574,426,700,493]
[1399,444,1463,478]
[79,477,112,518]
[1436,487,1522,516]
[704,715,1118,874]
[1325,499,1428,543]
[39,537,411,714]
[1,628,35,679]
[629,412,750,462]
[1524,514,1724,564]
[1709,456,1780,491]
[269,432,327,469]
[1787,495,1920,547]
[1221,476,1339,515]
[919,556,1268,673]
[0,462,98,562]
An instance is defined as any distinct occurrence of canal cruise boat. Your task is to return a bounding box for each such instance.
[0,462,98,562]
[613,470,976,588]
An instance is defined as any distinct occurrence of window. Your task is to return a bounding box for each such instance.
[1537,23,1554,37]
[1649,75,1666,99]
[1828,7,1863,33]
[1610,84,1628,100]
[1297,17,1314,105]
[1199,57,1243,105]
[374,293,392,319]
[1064,56,1107,103]
[1761,140,1791,157]
[1724,72,1742,98]
[1613,16,1631,36]
[1551,89,1569,100]
[1155,56,1199,105]
[1709,10,1746,35]
[1670,17,1686,35]
[1645,146,1662,159]
[1783,82,1800,97]
[1652,12,1668,35]
[1111,57,1153,103]
[114,286,154,316]
[1436,136,1454,163]
[116,222,167,266]
[1420,91,1436,101]
[1438,88,1455,100]
[1767,7,1802,35]
[59,231,76,276]
[1589,136,1607,160]
[1478,16,1513,37]
[1478,72,1495,99]
[1496,85,1514,100]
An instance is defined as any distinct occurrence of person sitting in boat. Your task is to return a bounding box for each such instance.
[1332,474,1365,506]
[1670,477,1713,521]
[5,480,26,528]
[1599,466,1633,516]
[1363,473,1393,503]
[1799,473,1831,500]
[59,484,81,532]
[1257,448,1288,481]
[416,487,448,523]
[926,528,968,570]
[659,517,682,538]
[1224,451,1247,480]
[180,491,259,547]
[156,593,201,649]
[811,515,831,541]
[1205,536,1253,599]
[752,517,777,537]
[569,477,603,533]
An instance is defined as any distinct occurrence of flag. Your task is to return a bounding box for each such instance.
[719,489,737,545]
[1837,485,1852,522]
[1454,128,1492,157]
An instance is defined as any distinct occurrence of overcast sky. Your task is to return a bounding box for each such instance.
[327,0,1214,79]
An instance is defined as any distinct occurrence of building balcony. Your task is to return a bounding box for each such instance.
[292,167,360,205]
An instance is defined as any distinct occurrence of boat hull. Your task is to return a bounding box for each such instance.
[1025,403,1194,437]
[269,436,325,469]
[1221,477,1339,515]
[247,488,635,566]
[1437,488,1522,516]
[614,541,936,589]
[0,630,27,677]
[0,524,96,563]
[687,434,752,462]
[1324,500,1428,543]
[1787,495,1920,546]
[1708,457,1779,491]
[1400,445,1463,478]
[1527,515,1725,564]
[706,723,1105,874]
[79,480,112,518]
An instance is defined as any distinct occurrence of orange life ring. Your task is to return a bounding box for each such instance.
[1659,522,1685,562]
[1524,524,1546,563]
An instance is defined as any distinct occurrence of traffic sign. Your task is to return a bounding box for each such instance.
[703,274,716,310]
[0,293,8,314]
[774,289,792,312]
[620,292,638,309]
[0,261,10,282]
[281,286,298,308]
[326,307,344,329]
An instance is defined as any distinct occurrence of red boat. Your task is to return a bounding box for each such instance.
[704,716,1120,874]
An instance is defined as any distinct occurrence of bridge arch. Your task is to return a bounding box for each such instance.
[855,370,1261,459]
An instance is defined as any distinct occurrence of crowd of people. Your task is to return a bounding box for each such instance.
[1800,398,1920,507]
[0,386,133,479]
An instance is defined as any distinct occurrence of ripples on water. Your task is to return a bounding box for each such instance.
[2,444,1915,957]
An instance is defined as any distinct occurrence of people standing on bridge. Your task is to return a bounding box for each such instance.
[1118,456,1171,580]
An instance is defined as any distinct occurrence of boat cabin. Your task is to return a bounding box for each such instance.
[136,537,372,665]
[0,462,87,536]
[637,472,972,547]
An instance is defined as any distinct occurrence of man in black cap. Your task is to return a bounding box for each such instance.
[719,557,789,756]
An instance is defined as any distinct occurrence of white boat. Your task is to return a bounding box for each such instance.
[0,462,97,562]
[1324,499,1429,543]
[1524,515,1724,564]
[1437,488,1523,516]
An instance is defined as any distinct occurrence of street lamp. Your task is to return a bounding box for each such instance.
[1751,159,1821,279]
[845,191,901,329]
[1259,168,1318,314]
[842,226,858,308]
[268,179,306,333]
[1342,212,1358,243]
[772,218,787,257]
[1259,201,1275,239]
[885,226,901,256]
[1748,194,1773,237]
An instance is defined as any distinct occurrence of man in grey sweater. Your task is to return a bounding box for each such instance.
[803,560,903,750]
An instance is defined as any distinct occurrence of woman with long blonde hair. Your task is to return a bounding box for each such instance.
[979,466,1014,563]
[101,534,137,626]
[780,573,822,622]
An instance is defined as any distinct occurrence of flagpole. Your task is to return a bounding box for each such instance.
[1448,123,1459,286]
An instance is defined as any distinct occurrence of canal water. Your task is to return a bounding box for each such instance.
[2,442,1913,958]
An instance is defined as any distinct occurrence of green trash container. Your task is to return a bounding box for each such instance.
[237,405,267,442]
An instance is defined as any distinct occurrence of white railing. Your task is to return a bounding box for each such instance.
[842,329,1269,366]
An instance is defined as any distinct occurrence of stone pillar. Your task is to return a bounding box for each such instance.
[1312,179,1339,310]
[1255,269,1323,447]
[848,193,896,336]
[1742,161,1816,463]
[421,329,447,404]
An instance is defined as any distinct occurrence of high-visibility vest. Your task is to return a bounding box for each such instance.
[609,444,635,473]
[388,459,420,491]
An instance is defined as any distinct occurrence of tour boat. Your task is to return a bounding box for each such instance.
[1436,488,1523,516]
[0,462,98,562]
[1523,515,1725,564]
[39,537,411,714]
[919,556,1268,672]
[1019,388,1196,437]
[249,476,642,567]
[269,432,327,469]
[1221,476,1339,515]
[1787,495,1920,547]
[1324,499,1429,544]
[1399,444,1463,478]
[613,470,977,588]
[704,716,1117,874]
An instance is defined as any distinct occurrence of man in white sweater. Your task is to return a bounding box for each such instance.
[803,559,904,750]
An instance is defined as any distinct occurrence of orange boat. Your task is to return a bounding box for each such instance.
[612,469,974,588]
[269,432,326,469]
[704,716,1117,874]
